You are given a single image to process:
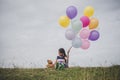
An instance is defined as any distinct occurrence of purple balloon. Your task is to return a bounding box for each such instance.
[66,6,77,19]
[89,30,100,41]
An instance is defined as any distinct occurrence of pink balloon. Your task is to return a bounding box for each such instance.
[81,39,90,49]
[80,16,90,27]
[80,29,90,39]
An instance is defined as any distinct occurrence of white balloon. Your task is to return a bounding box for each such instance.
[72,37,82,48]
[65,29,75,40]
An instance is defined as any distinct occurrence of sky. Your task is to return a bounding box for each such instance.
[0,0,120,68]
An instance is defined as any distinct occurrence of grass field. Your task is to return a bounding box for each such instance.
[0,65,120,80]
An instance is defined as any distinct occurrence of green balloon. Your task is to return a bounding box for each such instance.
[71,19,82,33]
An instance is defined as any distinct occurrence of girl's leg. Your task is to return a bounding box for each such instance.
[55,63,59,69]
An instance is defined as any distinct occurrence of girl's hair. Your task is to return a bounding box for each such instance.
[58,48,67,57]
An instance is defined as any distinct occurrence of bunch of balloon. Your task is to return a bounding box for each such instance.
[79,6,100,50]
[58,6,100,50]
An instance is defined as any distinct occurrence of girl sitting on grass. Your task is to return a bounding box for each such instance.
[55,47,72,70]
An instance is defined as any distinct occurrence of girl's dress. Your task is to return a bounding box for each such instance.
[56,56,67,70]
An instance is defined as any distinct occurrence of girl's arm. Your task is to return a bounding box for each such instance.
[54,59,57,65]
[54,56,58,65]
[67,46,72,56]
[66,46,72,65]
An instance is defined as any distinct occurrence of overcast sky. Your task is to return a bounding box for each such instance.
[0,0,120,68]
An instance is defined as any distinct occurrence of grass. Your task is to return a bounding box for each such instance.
[0,65,120,80]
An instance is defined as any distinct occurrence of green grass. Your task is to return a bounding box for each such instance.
[0,65,120,80]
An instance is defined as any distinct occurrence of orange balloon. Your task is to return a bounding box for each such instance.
[89,18,99,29]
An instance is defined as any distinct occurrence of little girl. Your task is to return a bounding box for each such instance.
[55,47,72,69]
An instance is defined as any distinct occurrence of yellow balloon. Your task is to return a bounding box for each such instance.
[59,16,70,28]
[89,18,99,29]
[84,6,94,17]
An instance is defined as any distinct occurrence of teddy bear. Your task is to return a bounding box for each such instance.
[46,60,54,68]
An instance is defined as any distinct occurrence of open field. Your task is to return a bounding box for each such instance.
[0,65,120,80]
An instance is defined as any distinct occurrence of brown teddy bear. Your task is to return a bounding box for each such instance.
[46,60,54,68]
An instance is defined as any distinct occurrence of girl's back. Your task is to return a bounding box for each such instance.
[57,56,65,64]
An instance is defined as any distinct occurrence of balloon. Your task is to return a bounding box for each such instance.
[66,6,77,19]
[81,39,90,49]
[71,20,82,33]
[80,16,90,27]
[65,29,75,40]
[59,16,70,28]
[80,29,90,39]
[84,6,94,17]
[89,30,100,41]
[72,37,82,48]
[89,18,99,29]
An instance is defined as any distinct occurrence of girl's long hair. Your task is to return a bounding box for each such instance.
[59,48,67,58]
